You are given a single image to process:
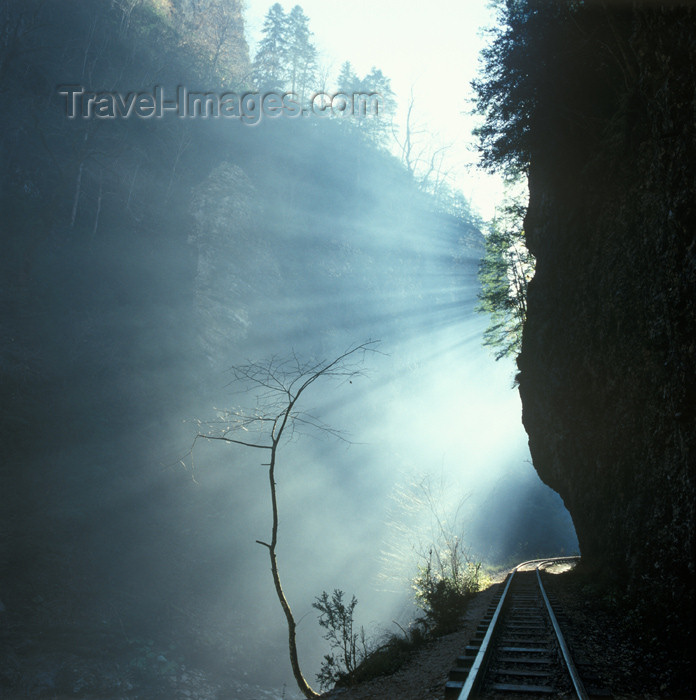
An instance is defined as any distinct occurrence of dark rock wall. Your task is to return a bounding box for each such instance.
[516,2,695,650]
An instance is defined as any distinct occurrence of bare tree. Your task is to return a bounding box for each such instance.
[392,88,453,196]
[190,341,380,699]
[173,0,248,86]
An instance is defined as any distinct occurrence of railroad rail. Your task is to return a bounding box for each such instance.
[445,557,591,699]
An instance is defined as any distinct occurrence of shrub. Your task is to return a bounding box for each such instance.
[313,589,368,690]
[413,545,483,635]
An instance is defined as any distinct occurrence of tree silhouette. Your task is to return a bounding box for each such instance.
[191,341,380,699]
[335,63,395,147]
[253,2,288,91]
[286,4,317,104]
[336,61,359,95]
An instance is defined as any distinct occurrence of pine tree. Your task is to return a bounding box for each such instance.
[253,2,288,91]
[336,61,359,94]
[336,66,394,146]
[286,5,317,103]
[357,66,394,144]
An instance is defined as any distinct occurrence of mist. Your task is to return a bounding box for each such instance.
[0,2,577,697]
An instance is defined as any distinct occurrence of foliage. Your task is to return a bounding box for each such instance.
[312,589,368,690]
[379,475,487,637]
[253,3,317,100]
[472,0,636,178]
[471,0,569,176]
[344,66,396,146]
[309,481,493,690]
[413,543,484,636]
[383,477,487,636]
[476,198,534,360]
[253,6,395,145]
[320,60,396,147]
[472,0,535,176]
[253,3,289,91]
[286,5,317,101]
[313,589,439,689]
[167,0,250,86]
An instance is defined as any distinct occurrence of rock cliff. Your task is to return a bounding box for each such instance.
[516,1,695,658]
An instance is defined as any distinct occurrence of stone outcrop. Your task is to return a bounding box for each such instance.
[516,1,695,655]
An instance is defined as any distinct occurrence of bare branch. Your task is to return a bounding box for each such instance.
[195,433,272,450]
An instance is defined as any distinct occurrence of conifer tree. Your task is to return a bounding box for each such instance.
[286,5,317,103]
[253,2,288,91]
[336,61,359,94]
[357,66,394,143]
[336,65,394,147]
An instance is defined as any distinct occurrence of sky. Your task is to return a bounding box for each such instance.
[243,0,508,219]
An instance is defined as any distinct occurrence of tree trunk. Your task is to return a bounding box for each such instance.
[267,548,318,698]
[262,442,319,699]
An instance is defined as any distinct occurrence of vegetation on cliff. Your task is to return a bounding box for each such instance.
[476,196,534,361]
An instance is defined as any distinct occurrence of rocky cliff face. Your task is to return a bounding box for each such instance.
[516,2,694,657]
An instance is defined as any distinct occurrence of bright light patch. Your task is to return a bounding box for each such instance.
[244,0,506,218]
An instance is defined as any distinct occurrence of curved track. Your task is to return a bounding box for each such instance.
[445,557,589,699]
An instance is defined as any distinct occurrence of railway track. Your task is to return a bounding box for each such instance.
[445,558,593,699]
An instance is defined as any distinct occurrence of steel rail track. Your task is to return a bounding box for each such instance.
[445,557,588,699]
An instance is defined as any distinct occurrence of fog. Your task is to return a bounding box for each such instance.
[0,2,577,697]
[147,124,576,692]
